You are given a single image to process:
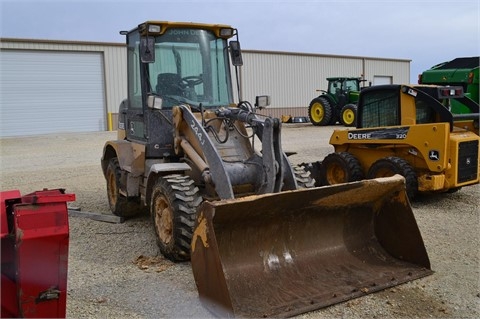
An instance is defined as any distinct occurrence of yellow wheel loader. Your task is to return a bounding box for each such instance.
[101,21,432,318]
[315,84,479,199]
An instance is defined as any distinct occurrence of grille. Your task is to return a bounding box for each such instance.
[458,140,479,184]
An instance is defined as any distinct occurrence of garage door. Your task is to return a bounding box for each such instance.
[373,75,393,85]
[0,50,106,137]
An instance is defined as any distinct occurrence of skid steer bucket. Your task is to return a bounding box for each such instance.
[191,175,433,318]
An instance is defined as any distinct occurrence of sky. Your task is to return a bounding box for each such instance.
[1,0,479,83]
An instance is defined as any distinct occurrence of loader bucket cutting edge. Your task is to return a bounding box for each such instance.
[190,175,433,318]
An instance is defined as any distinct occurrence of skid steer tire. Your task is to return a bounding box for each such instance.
[150,174,202,262]
[308,97,332,126]
[367,157,418,199]
[106,157,141,218]
[340,103,357,127]
[299,161,323,187]
[319,152,364,186]
[292,165,316,188]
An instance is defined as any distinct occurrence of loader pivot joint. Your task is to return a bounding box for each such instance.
[215,107,262,126]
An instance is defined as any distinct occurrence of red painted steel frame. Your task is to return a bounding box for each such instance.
[1,189,75,318]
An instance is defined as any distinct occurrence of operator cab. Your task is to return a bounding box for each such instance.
[118,21,246,156]
[124,21,241,111]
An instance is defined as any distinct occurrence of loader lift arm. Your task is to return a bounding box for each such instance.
[172,103,296,200]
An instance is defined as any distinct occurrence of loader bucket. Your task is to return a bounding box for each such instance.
[191,175,432,318]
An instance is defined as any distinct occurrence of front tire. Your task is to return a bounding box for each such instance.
[366,157,418,200]
[340,104,357,127]
[319,152,364,185]
[308,97,333,126]
[150,174,202,262]
[106,157,141,217]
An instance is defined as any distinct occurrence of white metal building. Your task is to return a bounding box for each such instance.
[241,50,410,119]
[0,38,410,137]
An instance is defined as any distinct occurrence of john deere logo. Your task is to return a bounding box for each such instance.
[429,150,440,161]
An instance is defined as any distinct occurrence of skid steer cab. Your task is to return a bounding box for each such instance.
[101,21,432,318]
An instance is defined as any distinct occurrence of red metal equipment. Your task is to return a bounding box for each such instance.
[1,189,75,318]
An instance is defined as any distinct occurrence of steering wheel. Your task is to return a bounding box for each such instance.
[180,75,203,88]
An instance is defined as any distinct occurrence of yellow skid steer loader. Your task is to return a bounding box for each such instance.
[101,21,432,318]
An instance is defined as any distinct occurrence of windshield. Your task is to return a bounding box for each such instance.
[343,79,360,91]
[147,28,233,109]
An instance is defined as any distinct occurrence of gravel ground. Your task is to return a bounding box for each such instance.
[1,124,479,318]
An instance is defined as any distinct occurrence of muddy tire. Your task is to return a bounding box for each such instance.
[106,157,141,217]
[308,97,333,126]
[319,152,364,185]
[340,103,357,127]
[292,165,316,189]
[150,174,202,262]
[367,156,418,200]
[299,161,322,187]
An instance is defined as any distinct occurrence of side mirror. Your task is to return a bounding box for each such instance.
[229,41,243,66]
[147,95,163,109]
[255,95,270,109]
[140,36,155,63]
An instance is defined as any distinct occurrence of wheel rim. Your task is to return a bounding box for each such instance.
[326,162,347,184]
[310,102,324,123]
[106,169,117,207]
[153,195,173,244]
[342,108,355,125]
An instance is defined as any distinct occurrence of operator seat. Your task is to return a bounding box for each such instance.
[156,73,184,96]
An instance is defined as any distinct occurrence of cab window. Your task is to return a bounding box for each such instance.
[360,89,400,128]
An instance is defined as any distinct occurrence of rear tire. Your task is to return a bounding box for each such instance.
[150,174,202,262]
[106,157,141,217]
[320,152,364,185]
[366,157,418,200]
[308,97,333,126]
[340,104,357,127]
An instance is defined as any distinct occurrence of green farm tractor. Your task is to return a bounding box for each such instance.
[308,77,363,126]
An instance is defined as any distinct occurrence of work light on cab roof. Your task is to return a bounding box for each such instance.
[135,21,236,39]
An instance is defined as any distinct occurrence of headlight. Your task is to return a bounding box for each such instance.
[148,25,161,33]
[219,28,234,37]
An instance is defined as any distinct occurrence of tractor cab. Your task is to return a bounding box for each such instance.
[327,77,362,105]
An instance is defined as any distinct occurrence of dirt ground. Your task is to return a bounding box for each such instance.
[1,123,479,318]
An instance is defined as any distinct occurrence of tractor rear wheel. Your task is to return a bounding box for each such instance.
[366,157,418,199]
[106,157,141,217]
[150,174,202,262]
[308,97,333,126]
[319,152,364,185]
[340,104,357,127]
